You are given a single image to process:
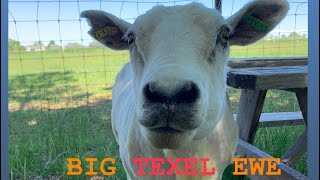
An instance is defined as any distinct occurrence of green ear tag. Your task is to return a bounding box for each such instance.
[94,26,118,40]
[243,15,269,33]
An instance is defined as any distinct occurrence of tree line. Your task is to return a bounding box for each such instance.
[9,39,104,52]
[9,32,307,52]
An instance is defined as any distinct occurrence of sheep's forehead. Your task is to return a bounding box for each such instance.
[131,3,226,39]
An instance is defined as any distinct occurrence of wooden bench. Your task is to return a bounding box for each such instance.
[227,57,308,180]
[233,112,304,127]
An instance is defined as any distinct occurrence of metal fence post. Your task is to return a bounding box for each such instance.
[215,0,222,14]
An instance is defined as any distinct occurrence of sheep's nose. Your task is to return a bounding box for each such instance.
[143,81,200,104]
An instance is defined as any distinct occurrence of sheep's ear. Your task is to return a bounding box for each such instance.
[80,10,131,50]
[227,0,289,46]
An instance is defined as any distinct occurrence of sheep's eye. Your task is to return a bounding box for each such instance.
[219,27,229,44]
[128,33,135,45]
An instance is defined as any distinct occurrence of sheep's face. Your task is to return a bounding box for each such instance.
[128,4,230,149]
[81,0,289,150]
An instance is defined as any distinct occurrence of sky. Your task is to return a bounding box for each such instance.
[8,0,308,46]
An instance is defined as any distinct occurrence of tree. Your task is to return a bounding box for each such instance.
[301,33,307,39]
[280,34,287,39]
[88,41,103,48]
[48,40,56,46]
[64,42,83,50]
[47,40,61,51]
[287,32,307,40]
[287,32,300,39]
[265,34,275,40]
[8,39,25,52]
[33,41,44,48]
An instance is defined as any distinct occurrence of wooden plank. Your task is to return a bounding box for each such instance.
[284,88,308,93]
[281,131,308,167]
[228,66,307,76]
[233,112,304,127]
[235,139,308,180]
[295,88,308,126]
[236,90,267,143]
[281,88,308,166]
[228,57,308,68]
[227,65,307,90]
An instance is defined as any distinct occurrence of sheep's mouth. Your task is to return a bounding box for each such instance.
[142,125,194,150]
[139,103,202,131]
[149,126,183,133]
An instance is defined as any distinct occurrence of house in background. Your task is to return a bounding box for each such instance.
[25,44,46,52]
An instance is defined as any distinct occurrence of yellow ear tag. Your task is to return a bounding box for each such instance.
[94,26,118,40]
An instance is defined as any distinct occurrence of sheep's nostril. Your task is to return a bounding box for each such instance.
[143,83,164,103]
[143,81,200,104]
[174,82,199,104]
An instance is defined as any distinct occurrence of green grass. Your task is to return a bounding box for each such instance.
[9,39,308,179]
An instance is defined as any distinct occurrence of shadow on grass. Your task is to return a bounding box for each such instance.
[8,99,246,180]
[8,99,128,180]
[8,73,306,179]
[9,71,113,111]
[8,95,245,179]
[8,100,307,179]
[9,71,76,110]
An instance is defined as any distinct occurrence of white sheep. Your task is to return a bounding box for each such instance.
[81,0,289,179]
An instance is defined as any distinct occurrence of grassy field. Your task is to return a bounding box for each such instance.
[9,39,308,179]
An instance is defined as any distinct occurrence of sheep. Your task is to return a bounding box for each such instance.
[81,0,289,179]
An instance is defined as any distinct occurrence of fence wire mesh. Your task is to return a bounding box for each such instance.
[8,0,308,111]
[8,0,308,179]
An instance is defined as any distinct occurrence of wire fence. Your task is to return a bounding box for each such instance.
[8,0,308,111]
[8,0,309,179]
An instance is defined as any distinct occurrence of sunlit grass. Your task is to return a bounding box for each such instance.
[8,39,308,179]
